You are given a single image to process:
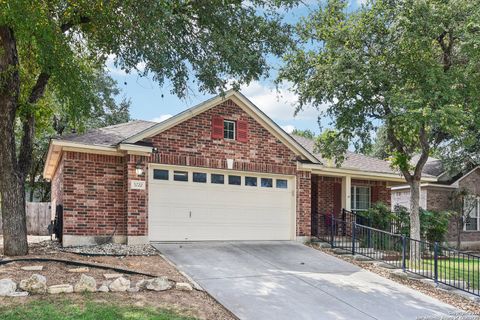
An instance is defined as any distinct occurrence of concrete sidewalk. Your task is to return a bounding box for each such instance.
[153,241,460,320]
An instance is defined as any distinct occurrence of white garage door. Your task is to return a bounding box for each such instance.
[148,166,295,241]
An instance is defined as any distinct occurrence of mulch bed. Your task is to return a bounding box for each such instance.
[0,241,235,320]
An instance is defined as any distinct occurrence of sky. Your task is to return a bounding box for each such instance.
[106,1,363,134]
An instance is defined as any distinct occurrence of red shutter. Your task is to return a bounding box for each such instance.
[237,120,248,142]
[211,116,224,139]
[371,186,380,204]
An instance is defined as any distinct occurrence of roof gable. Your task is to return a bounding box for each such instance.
[124,90,319,163]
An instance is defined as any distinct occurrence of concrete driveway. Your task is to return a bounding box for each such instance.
[153,241,459,320]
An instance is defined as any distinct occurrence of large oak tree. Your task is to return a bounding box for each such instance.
[279,0,480,258]
[0,0,298,255]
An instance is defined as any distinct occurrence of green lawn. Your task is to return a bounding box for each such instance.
[406,258,480,288]
[0,300,197,320]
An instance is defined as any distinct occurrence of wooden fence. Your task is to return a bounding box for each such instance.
[0,202,52,236]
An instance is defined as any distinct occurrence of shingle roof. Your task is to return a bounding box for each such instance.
[58,120,157,146]
[410,154,445,177]
[291,134,400,175]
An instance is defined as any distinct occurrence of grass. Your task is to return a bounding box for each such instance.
[405,257,480,288]
[0,299,198,320]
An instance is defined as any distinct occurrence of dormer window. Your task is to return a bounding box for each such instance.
[224,120,236,140]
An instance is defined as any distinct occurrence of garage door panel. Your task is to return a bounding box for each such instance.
[148,167,294,241]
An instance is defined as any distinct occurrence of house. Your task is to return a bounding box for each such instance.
[43,90,425,247]
[391,156,480,249]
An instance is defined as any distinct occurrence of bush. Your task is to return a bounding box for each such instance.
[363,202,397,230]
[393,205,450,243]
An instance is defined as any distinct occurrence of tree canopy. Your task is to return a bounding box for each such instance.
[278,0,480,246]
[0,0,299,255]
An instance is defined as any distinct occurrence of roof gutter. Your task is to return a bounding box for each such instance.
[297,162,438,183]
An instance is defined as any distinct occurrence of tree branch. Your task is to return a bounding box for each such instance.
[60,16,91,33]
[413,124,430,180]
[18,113,34,176]
[28,72,50,104]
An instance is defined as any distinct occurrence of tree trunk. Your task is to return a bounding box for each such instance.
[456,216,461,250]
[1,173,28,256]
[0,26,28,255]
[409,179,422,263]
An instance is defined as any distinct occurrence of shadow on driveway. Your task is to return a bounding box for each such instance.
[153,241,460,320]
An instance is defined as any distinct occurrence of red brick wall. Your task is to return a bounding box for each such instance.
[145,99,297,175]
[51,154,64,219]
[313,176,342,216]
[62,152,126,236]
[297,171,311,236]
[125,154,148,236]
[351,179,391,206]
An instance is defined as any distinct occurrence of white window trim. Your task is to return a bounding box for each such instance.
[351,185,371,212]
[463,196,480,231]
[224,120,236,140]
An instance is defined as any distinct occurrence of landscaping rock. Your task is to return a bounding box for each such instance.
[62,243,158,256]
[20,265,44,271]
[97,285,109,292]
[74,274,97,292]
[68,267,89,273]
[109,277,130,292]
[146,276,172,291]
[175,282,193,291]
[8,291,29,297]
[0,279,17,296]
[332,248,351,255]
[127,286,139,293]
[135,279,148,290]
[97,281,110,292]
[19,274,47,294]
[374,262,399,269]
[353,255,373,262]
[389,269,408,280]
[47,284,73,294]
[104,273,123,280]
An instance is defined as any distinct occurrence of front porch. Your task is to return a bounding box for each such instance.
[310,172,397,237]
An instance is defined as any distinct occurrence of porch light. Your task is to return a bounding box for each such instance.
[135,162,145,176]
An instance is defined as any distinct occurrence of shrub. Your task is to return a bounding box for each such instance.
[393,205,450,243]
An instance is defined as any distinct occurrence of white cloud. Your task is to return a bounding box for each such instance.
[151,114,173,123]
[238,81,325,121]
[356,0,368,5]
[281,125,295,133]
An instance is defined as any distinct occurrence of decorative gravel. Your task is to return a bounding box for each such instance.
[36,241,159,256]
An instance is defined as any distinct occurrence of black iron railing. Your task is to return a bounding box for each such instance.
[316,211,480,297]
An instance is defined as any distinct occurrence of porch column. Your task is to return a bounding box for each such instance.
[342,175,352,211]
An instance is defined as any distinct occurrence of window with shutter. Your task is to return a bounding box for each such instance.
[211,116,224,139]
[237,120,248,142]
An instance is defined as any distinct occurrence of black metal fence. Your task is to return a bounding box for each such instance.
[316,212,480,297]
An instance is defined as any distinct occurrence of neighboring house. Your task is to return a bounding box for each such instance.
[43,90,430,247]
[391,156,480,249]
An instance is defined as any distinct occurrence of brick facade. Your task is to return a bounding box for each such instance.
[50,153,64,219]
[50,97,404,246]
[125,154,148,237]
[351,179,391,205]
[50,99,314,244]
[311,176,392,236]
[61,152,126,237]
[145,99,297,175]
[390,169,480,247]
